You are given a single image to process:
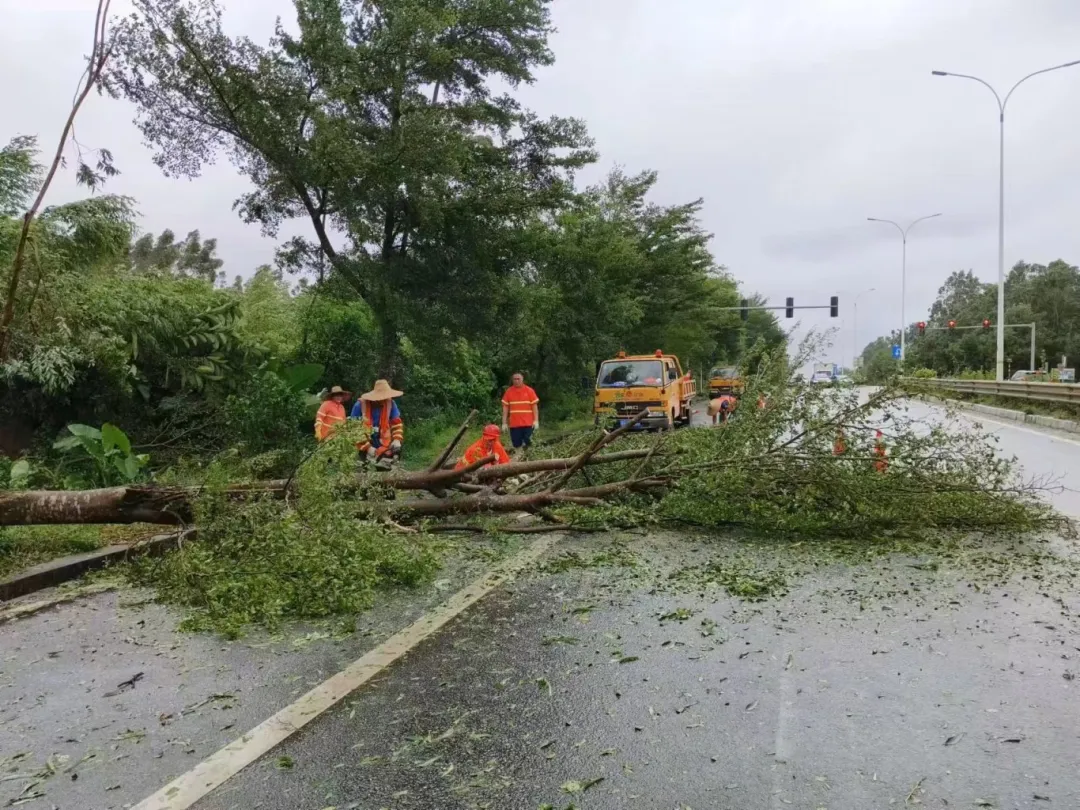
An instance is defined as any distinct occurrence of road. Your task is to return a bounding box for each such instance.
[1,395,1078,810]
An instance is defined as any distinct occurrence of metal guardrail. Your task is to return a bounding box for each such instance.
[901,377,1080,404]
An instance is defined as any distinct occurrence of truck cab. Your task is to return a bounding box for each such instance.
[708,366,743,398]
[593,350,697,430]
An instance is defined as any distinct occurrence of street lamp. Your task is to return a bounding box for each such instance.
[852,287,876,369]
[866,214,941,365]
[931,60,1080,380]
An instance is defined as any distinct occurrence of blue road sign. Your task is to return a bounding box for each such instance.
[891,345,901,359]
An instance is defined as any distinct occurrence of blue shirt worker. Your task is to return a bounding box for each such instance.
[350,379,404,460]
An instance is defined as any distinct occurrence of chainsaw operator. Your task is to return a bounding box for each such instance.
[351,379,405,462]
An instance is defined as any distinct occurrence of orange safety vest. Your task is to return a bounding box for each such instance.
[356,400,404,457]
[502,384,539,429]
[456,437,511,469]
[832,430,846,455]
[873,432,887,472]
[315,400,346,442]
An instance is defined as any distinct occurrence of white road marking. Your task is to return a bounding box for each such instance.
[956,411,1080,449]
[132,535,561,810]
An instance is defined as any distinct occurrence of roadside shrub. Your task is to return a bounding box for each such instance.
[223,372,309,453]
[128,433,438,636]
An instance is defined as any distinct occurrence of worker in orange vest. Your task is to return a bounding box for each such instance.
[456,424,511,469]
[872,430,887,473]
[707,395,737,425]
[352,379,405,461]
[501,372,540,451]
[314,385,351,442]
[832,427,846,455]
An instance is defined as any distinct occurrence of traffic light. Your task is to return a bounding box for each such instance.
[948,320,957,330]
[917,321,926,335]
[785,297,794,318]
[829,296,838,317]
[740,299,749,321]
[982,319,991,329]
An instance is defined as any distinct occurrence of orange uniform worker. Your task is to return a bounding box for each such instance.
[707,395,738,425]
[456,424,511,469]
[872,429,887,473]
[314,386,352,442]
[351,379,405,460]
[501,372,540,450]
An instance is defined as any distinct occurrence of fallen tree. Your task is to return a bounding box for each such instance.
[0,448,659,526]
[6,339,1069,635]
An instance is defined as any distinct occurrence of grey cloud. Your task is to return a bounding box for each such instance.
[5,0,1080,367]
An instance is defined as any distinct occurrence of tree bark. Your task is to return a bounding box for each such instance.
[0,487,191,526]
[429,409,477,471]
[0,449,653,526]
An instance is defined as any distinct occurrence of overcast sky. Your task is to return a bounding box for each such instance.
[4,0,1080,366]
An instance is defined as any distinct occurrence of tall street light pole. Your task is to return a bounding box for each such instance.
[932,60,1080,380]
[866,214,941,366]
[852,287,876,369]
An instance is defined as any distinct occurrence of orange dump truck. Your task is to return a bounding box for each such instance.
[593,350,697,430]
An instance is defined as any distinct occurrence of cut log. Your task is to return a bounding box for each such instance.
[394,491,604,518]
[472,448,652,482]
[0,487,191,526]
[0,448,654,527]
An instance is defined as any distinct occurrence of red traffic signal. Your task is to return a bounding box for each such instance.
[917,321,926,335]
[982,319,991,329]
[947,320,957,329]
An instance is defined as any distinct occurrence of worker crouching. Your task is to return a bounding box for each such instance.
[707,395,738,425]
[352,379,404,467]
[456,424,511,469]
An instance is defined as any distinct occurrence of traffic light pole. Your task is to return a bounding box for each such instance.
[920,321,1036,371]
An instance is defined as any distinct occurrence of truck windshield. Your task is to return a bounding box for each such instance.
[710,367,738,378]
[597,360,665,388]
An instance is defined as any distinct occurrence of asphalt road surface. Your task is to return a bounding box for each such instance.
[2,395,1078,810]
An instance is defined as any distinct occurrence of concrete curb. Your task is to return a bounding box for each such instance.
[929,396,1080,435]
[0,530,189,602]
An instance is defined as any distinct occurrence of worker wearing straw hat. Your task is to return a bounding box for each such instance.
[350,379,404,462]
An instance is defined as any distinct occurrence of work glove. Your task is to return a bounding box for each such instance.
[533,422,539,431]
[501,422,508,433]
[389,440,402,452]
[365,446,377,462]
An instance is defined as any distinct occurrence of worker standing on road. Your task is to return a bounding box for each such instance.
[315,386,351,442]
[872,430,888,473]
[456,424,511,469]
[501,372,540,452]
[832,427,846,455]
[707,395,737,425]
[351,379,404,463]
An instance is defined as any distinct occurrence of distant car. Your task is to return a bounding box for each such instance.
[1010,370,1049,382]
[835,374,854,386]
[810,372,834,385]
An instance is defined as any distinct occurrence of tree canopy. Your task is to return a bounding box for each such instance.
[859,260,1080,379]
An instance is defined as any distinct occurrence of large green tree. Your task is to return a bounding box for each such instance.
[107,0,595,375]
[891,261,1080,376]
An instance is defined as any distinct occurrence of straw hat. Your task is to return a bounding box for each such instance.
[324,385,352,399]
[360,379,403,401]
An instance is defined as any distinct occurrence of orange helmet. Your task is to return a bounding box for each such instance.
[482,424,501,439]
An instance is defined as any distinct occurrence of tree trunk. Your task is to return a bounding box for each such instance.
[0,487,191,526]
[0,448,657,527]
